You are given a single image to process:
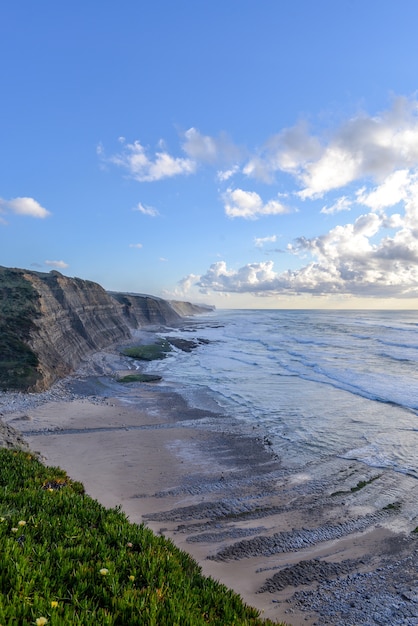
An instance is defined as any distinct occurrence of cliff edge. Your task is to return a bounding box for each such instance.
[0,267,212,392]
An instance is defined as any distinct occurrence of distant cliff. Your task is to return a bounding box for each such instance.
[0,267,212,392]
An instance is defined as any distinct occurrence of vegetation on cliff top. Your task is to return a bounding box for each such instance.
[0,449,281,625]
[0,267,41,391]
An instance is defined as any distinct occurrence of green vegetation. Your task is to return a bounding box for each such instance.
[117,374,162,383]
[382,502,401,511]
[0,449,280,625]
[0,267,41,391]
[121,339,172,361]
[331,475,381,497]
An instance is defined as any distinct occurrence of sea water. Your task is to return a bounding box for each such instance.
[142,310,418,478]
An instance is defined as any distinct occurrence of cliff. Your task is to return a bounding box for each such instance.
[168,300,215,317]
[109,292,183,326]
[0,267,211,392]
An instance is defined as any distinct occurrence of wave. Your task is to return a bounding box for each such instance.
[151,309,418,477]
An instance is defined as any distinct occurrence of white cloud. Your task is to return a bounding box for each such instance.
[0,197,50,218]
[217,165,240,182]
[45,260,68,269]
[244,121,322,183]
[242,97,418,200]
[356,169,411,210]
[299,98,418,198]
[182,128,218,162]
[182,127,242,164]
[321,196,352,215]
[129,243,143,249]
[166,273,201,298]
[223,188,289,219]
[196,194,418,299]
[133,202,159,217]
[298,147,360,199]
[198,260,280,294]
[254,235,277,247]
[105,139,196,182]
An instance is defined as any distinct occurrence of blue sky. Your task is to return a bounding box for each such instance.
[2,1,418,308]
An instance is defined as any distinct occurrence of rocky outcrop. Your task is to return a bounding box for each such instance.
[0,267,211,392]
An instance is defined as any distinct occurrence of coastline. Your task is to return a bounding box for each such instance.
[1,347,418,625]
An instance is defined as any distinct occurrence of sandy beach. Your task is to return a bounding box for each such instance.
[2,348,418,625]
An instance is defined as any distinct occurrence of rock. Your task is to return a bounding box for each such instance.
[0,266,211,392]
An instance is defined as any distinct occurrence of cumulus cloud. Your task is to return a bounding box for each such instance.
[244,121,322,183]
[254,235,277,247]
[182,127,242,164]
[217,165,240,182]
[104,139,196,182]
[223,188,289,219]
[300,99,418,198]
[133,202,159,217]
[321,196,352,215]
[0,196,50,218]
[242,97,418,200]
[45,260,68,269]
[198,261,280,294]
[166,273,201,298]
[356,169,411,210]
[196,190,418,299]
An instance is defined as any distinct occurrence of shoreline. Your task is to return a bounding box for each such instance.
[1,347,418,625]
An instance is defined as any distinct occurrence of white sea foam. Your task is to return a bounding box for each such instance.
[147,310,418,475]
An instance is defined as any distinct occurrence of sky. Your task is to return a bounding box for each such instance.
[2,1,418,309]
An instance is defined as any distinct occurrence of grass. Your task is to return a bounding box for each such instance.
[0,449,281,625]
[0,267,41,391]
[121,340,172,361]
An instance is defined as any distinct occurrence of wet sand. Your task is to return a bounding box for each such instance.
[2,350,418,625]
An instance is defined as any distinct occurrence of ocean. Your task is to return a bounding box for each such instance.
[141,309,418,479]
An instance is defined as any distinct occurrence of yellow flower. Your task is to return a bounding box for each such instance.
[0,517,5,522]
[129,575,135,581]
[11,528,18,533]
[50,601,58,608]
[18,520,26,527]
[99,568,109,576]
[36,618,48,626]
[48,488,54,493]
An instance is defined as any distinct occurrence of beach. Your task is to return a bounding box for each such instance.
[1,345,418,626]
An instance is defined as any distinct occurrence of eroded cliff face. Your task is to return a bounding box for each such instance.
[168,300,214,317]
[109,292,183,326]
[0,267,211,392]
[24,271,132,390]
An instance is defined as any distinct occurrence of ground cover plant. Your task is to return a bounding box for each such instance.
[0,449,281,625]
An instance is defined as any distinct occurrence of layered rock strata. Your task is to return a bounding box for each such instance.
[0,267,210,392]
